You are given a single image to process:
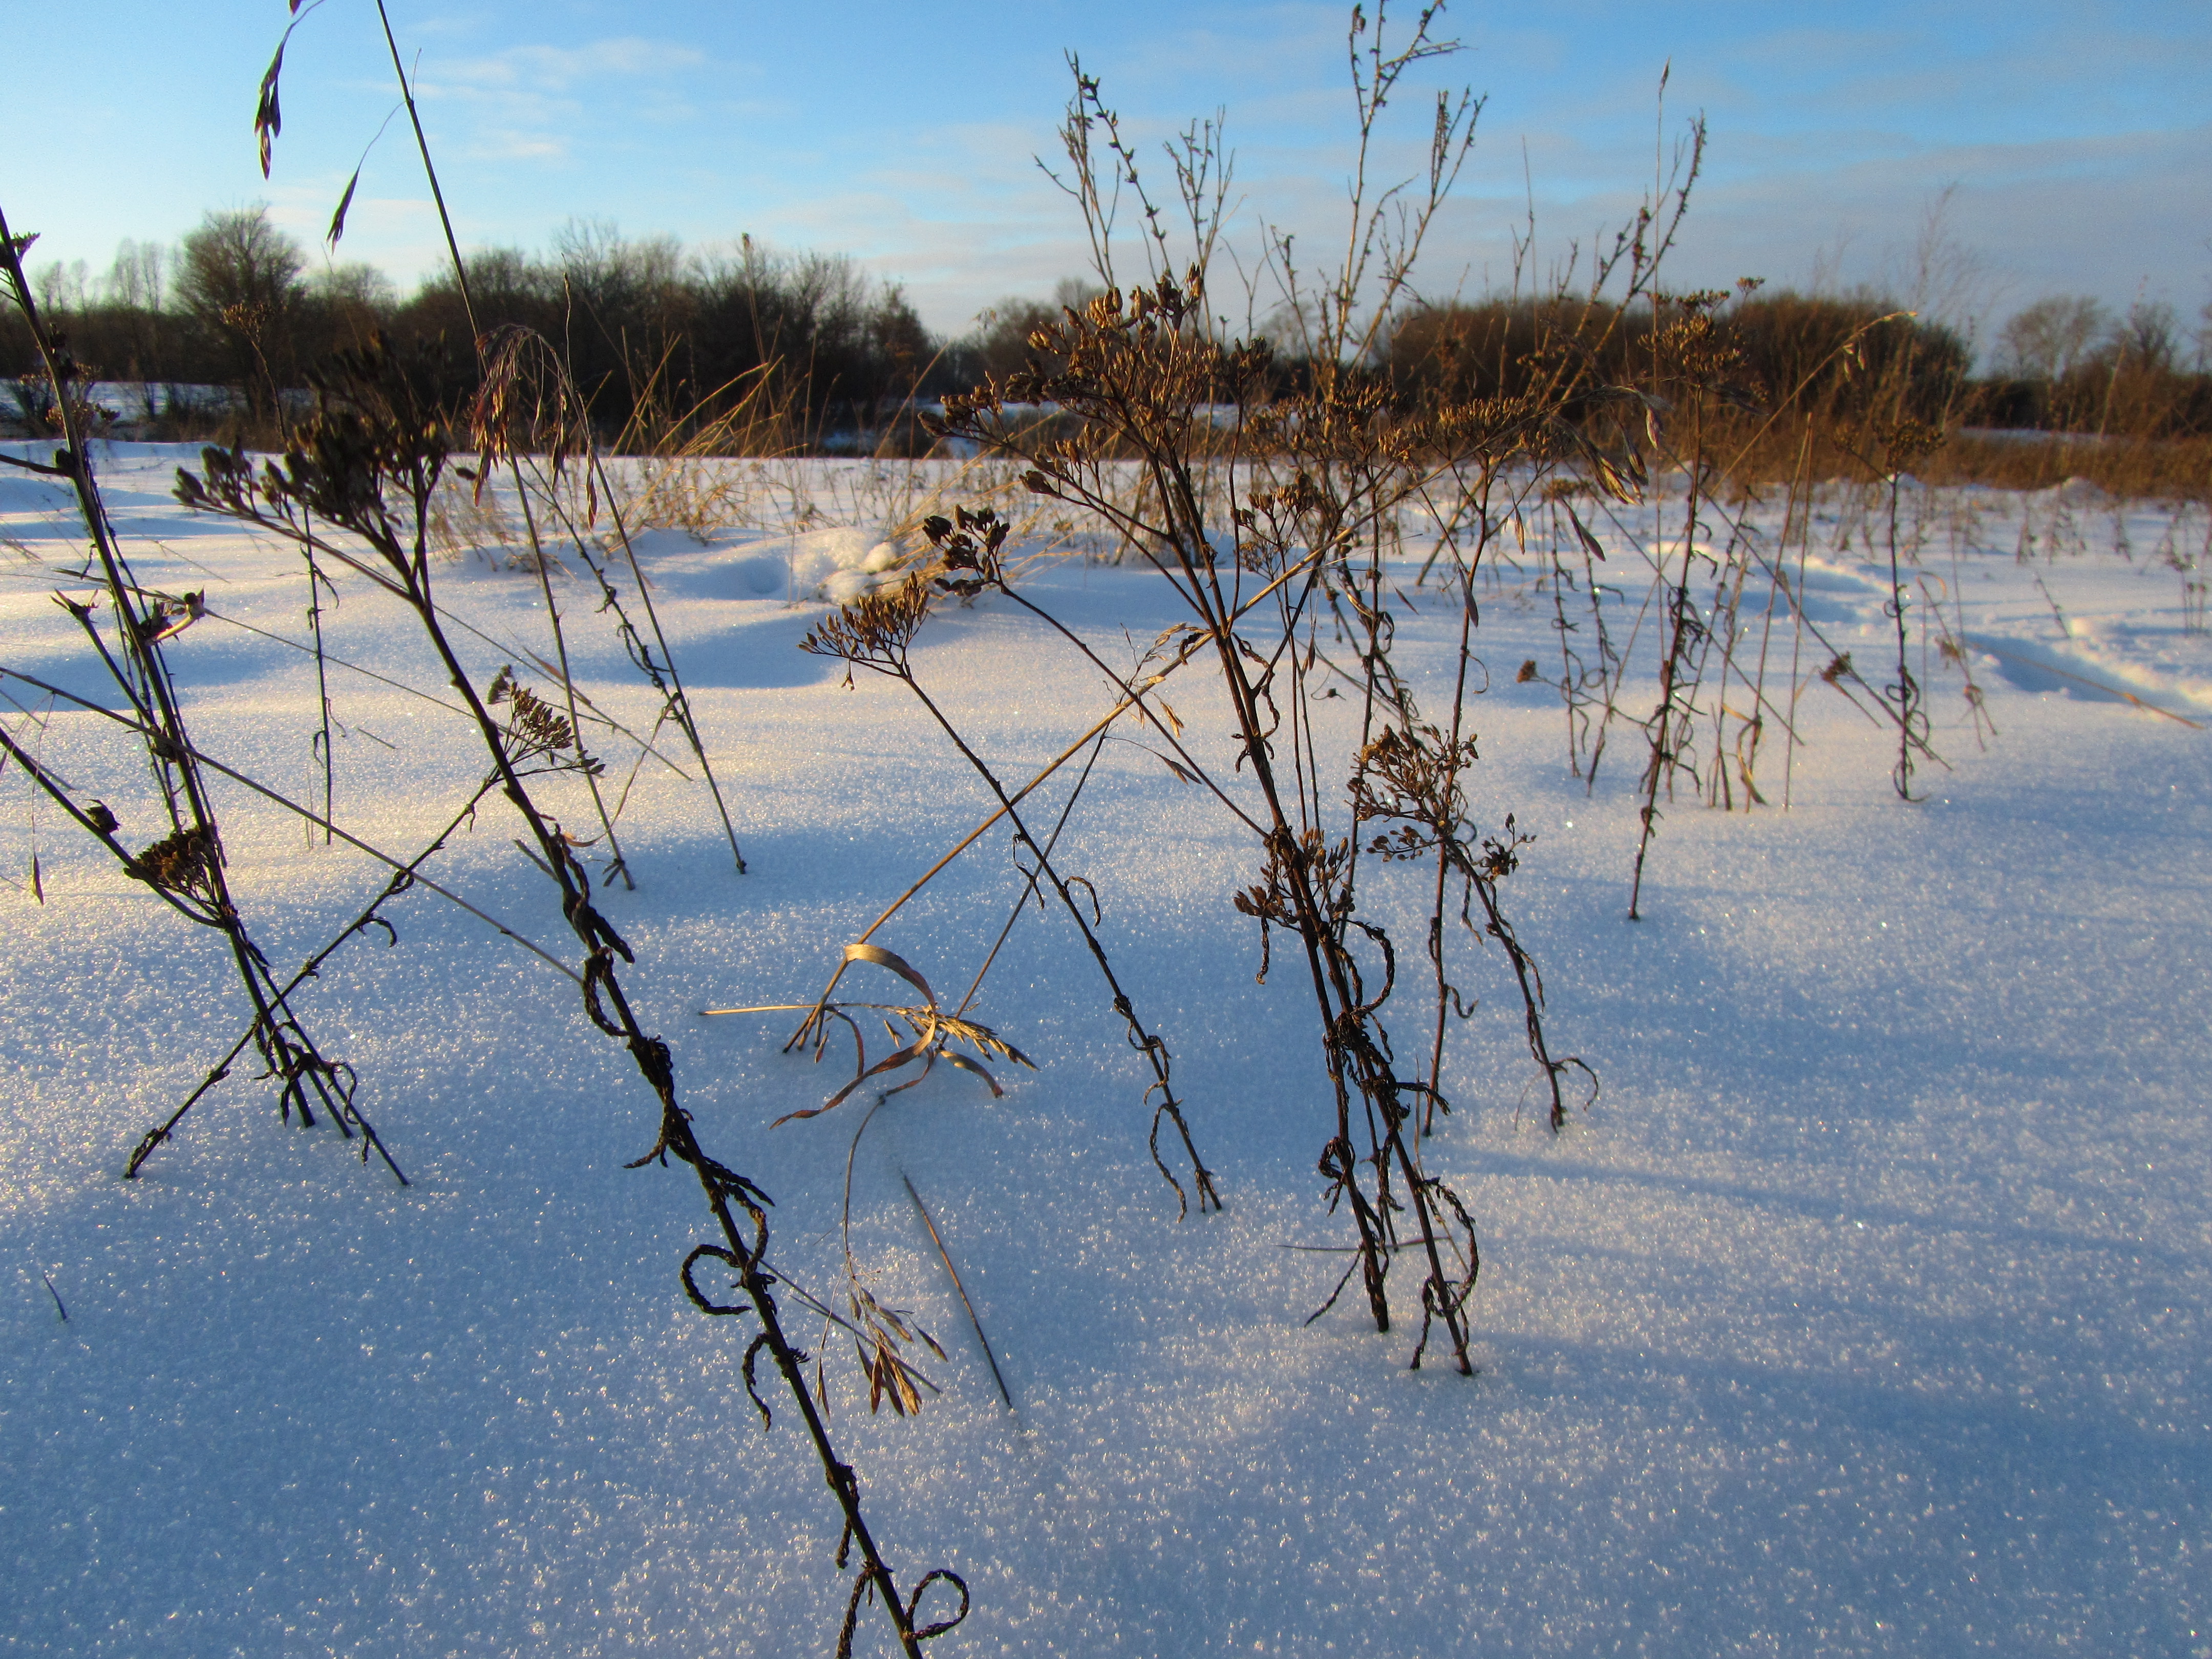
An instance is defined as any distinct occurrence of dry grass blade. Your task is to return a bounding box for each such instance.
[903,1174,1015,1412]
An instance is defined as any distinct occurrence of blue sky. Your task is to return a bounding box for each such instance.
[7,0,2208,344]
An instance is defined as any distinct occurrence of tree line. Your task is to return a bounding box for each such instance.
[6,205,2208,450]
[3,207,947,445]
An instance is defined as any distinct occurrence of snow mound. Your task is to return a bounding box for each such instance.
[610,524,908,605]
[774,525,906,603]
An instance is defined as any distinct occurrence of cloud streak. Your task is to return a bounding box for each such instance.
[417,36,715,164]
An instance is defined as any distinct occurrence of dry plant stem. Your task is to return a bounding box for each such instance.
[785,682,1199,1044]
[0,719,224,935]
[891,662,1220,1217]
[1229,587,1466,1360]
[1341,516,1552,1345]
[303,530,336,842]
[1881,472,1924,800]
[1600,484,1885,738]
[202,603,471,716]
[56,610,397,1171]
[373,0,478,340]
[1423,587,1474,1134]
[257,28,924,1640]
[954,731,1109,1015]
[1699,520,1757,809]
[0,694,53,903]
[436,624,946,1651]
[1628,420,1708,922]
[939,359,1482,1370]
[360,14,730,881]
[987,579,1269,839]
[498,647,693,783]
[1,203,387,1178]
[1156,466,1467,1362]
[475,331,745,874]
[179,376,952,1658]
[126,786,497,1177]
[1783,507,1819,799]
[1583,526,1667,777]
[514,477,632,884]
[902,1173,1014,1412]
[0,665,583,986]
[359,578,672,755]
[1379,520,1595,1141]
[458,351,633,887]
[1708,477,1937,754]
[1781,425,1815,808]
[1597,307,1957,829]
[1737,513,1787,805]
[1232,623,1467,1364]
[557,447,747,874]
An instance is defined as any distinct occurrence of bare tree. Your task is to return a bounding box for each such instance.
[2116,299,2181,374]
[1996,295,2107,381]
[177,205,306,416]
[33,259,89,317]
[106,239,169,312]
[307,261,397,350]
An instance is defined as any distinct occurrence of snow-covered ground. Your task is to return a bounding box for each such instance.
[2,443,2206,1656]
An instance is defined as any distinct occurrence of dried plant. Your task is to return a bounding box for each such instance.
[1624,290,1741,919]
[0,202,401,1181]
[175,318,962,1658]
[1863,417,1949,799]
[793,535,1223,1217]
[910,6,1640,1372]
[466,324,751,874]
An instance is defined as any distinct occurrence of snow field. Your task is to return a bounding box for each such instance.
[0,444,2206,1656]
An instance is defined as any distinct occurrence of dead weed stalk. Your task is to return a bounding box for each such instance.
[1,200,402,1181]
[175,322,962,1658]
[917,8,1631,1369]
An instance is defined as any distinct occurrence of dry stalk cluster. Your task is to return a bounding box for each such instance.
[1384,264,2020,904]
[0,0,978,1645]
[1,208,404,1183]
[780,6,1680,1373]
[168,335,968,1657]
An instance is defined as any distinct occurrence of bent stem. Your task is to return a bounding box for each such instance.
[1,200,389,1179]
[177,346,957,1657]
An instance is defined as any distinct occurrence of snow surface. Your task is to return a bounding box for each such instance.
[1,444,2207,1656]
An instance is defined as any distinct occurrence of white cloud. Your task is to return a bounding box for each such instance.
[414,36,714,164]
[436,37,708,94]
